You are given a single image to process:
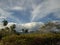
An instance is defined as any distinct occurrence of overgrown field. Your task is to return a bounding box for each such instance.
[0,33,60,45]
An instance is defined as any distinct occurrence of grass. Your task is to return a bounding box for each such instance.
[0,33,60,45]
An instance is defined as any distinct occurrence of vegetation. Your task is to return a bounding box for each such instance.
[0,33,60,45]
[40,21,60,33]
[2,19,8,26]
[22,29,28,33]
[0,20,60,45]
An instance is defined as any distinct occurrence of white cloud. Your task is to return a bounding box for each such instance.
[22,22,44,31]
[0,8,10,18]
[6,22,44,32]
[0,8,21,23]
[53,9,60,18]
[0,0,60,23]
[31,0,60,21]
[0,0,60,32]
[11,6,24,10]
[20,22,44,31]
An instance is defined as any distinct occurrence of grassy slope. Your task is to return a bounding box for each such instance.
[0,33,60,45]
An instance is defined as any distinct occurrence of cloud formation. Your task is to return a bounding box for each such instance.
[31,0,60,21]
[0,8,21,23]
[7,22,44,32]
[0,0,60,23]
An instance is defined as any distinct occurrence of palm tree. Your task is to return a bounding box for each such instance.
[2,19,8,26]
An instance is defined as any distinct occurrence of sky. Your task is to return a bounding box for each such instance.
[6,22,44,32]
[0,0,60,24]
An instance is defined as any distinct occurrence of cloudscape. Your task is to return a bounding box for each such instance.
[0,0,60,45]
[0,0,60,23]
[0,0,60,31]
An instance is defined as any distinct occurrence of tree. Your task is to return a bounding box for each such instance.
[56,25,60,29]
[40,22,56,33]
[22,29,25,33]
[22,29,28,33]
[2,19,8,26]
[25,29,28,33]
[10,24,16,33]
[5,27,10,32]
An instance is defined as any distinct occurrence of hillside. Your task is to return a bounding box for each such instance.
[39,21,60,33]
[0,20,60,45]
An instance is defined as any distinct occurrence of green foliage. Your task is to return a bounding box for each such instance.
[25,29,28,33]
[0,28,11,38]
[0,33,60,45]
[22,29,24,33]
[10,24,16,30]
[10,24,17,34]
[40,22,60,33]
[0,20,60,45]
[56,25,60,29]
[2,19,8,26]
[22,29,28,33]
